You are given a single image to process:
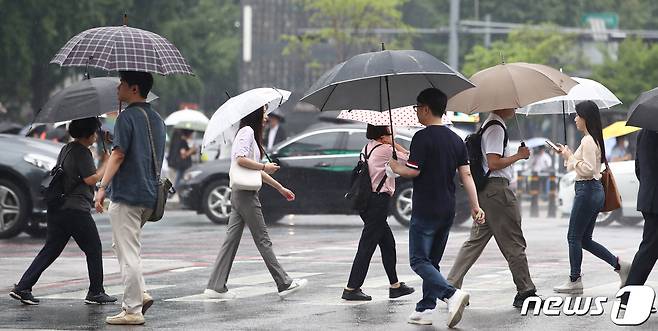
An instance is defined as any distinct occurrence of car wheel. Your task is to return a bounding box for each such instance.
[392,182,413,227]
[0,179,29,239]
[595,210,619,226]
[202,179,232,224]
[618,217,643,226]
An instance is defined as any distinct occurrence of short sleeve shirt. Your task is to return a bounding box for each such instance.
[405,125,469,221]
[481,113,514,181]
[59,142,96,211]
[108,103,166,208]
[231,126,261,162]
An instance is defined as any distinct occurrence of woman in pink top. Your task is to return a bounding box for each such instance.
[342,125,415,301]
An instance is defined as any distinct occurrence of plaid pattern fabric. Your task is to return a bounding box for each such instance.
[51,26,193,75]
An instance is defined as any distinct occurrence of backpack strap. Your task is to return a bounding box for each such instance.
[364,143,387,193]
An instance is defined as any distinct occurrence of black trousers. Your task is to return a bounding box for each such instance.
[16,208,105,294]
[626,212,658,286]
[347,193,399,289]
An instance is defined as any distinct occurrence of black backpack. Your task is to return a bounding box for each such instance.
[345,144,387,212]
[465,120,508,192]
[40,145,80,209]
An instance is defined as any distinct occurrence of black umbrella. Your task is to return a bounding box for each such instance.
[300,46,474,158]
[627,87,658,132]
[34,77,158,124]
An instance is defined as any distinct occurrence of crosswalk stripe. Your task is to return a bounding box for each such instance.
[326,275,421,288]
[39,284,174,300]
[165,286,275,302]
[227,272,322,286]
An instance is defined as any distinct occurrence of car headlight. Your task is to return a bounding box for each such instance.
[23,153,57,171]
[183,170,203,181]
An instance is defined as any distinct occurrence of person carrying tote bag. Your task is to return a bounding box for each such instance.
[553,100,630,295]
[205,106,308,299]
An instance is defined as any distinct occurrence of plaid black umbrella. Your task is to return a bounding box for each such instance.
[50,25,194,75]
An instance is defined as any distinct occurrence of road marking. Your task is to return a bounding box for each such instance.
[227,272,322,286]
[165,286,275,302]
[326,275,421,288]
[170,266,208,273]
[39,284,174,300]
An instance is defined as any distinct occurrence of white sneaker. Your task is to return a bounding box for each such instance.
[407,309,433,325]
[616,259,632,288]
[446,289,470,328]
[553,277,584,294]
[203,289,236,299]
[278,279,308,298]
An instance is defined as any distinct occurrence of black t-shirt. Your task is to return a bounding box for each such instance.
[405,125,469,221]
[57,142,96,211]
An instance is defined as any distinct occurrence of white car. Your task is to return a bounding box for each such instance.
[558,160,642,226]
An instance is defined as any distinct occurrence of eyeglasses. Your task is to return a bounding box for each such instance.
[413,104,424,111]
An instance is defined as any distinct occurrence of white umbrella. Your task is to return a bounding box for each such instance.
[337,107,454,127]
[165,109,209,132]
[517,77,621,115]
[517,77,621,143]
[203,87,291,150]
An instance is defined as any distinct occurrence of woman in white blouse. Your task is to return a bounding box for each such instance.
[553,100,630,294]
[204,106,307,299]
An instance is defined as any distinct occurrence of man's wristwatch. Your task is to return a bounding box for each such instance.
[97,182,109,190]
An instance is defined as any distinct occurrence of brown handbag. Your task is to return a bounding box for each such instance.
[600,161,622,212]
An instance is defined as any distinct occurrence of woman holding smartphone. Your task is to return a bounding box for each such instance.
[553,101,630,294]
[204,106,307,299]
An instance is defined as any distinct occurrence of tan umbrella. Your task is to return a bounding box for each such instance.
[446,62,578,114]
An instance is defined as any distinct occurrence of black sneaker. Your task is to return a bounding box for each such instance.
[389,282,415,299]
[9,286,39,305]
[513,290,542,308]
[85,292,118,304]
[342,288,372,301]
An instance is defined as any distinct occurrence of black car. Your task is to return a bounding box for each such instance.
[0,134,62,238]
[177,123,471,227]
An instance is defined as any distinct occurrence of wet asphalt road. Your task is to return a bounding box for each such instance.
[1,210,657,330]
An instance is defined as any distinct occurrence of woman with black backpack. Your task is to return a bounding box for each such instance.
[9,118,116,306]
[342,124,415,301]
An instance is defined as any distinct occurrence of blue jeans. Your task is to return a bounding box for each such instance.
[409,214,456,312]
[568,180,617,279]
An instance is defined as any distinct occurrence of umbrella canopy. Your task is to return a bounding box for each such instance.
[603,121,641,139]
[51,25,193,75]
[203,88,291,150]
[35,77,158,124]
[338,108,423,127]
[517,77,621,115]
[446,62,578,114]
[300,49,474,111]
[165,109,209,132]
[627,87,658,132]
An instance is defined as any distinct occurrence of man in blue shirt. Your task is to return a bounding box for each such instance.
[95,71,165,325]
[390,88,485,328]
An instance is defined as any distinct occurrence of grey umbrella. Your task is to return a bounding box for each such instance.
[300,48,474,158]
[34,77,158,124]
[627,87,658,132]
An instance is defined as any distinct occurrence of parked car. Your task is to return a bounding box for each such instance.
[0,134,62,238]
[178,123,472,227]
[558,160,642,226]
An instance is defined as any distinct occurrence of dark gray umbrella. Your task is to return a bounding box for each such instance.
[301,49,473,111]
[627,87,658,132]
[300,48,474,158]
[34,77,158,124]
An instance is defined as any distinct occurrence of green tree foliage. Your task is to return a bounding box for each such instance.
[461,26,580,76]
[591,38,658,105]
[282,0,413,65]
[0,0,239,121]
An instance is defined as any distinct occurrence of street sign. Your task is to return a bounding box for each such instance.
[581,12,619,29]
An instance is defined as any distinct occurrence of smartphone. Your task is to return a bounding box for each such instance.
[545,139,560,152]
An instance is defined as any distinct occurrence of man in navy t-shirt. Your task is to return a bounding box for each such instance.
[390,88,485,328]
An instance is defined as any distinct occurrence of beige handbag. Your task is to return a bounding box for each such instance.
[229,160,262,191]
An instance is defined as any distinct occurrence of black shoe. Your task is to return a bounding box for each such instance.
[9,286,39,305]
[85,292,118,304]
[513,290,541,308]
[342,288,372,301]
[389,282,415,299]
